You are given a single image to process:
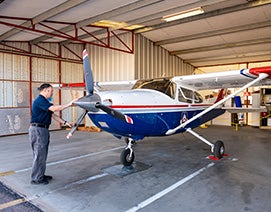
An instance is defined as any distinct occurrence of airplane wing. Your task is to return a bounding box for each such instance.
[166,66,271,135]
[94,80,137,91]
[52,80,137,91]
[172,67,271,91]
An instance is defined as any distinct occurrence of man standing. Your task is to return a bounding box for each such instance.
[29,83,77,185]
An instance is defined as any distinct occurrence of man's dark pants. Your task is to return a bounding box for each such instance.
[29,126,50,182]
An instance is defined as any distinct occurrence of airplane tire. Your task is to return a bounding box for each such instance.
[120,149,134,166]
[213,140,225,159]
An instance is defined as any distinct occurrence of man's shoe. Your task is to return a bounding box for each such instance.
[44,175,53,180]
[31,179,49,185]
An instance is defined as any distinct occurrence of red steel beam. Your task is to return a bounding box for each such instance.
[0,16,134,54]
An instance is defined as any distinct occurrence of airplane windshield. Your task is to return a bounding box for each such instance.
[133,78,176,99]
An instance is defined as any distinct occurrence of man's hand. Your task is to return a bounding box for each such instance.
[65,122,73,128]
[68,98,79,106]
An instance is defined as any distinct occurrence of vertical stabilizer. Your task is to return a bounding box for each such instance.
[214,89,227,103]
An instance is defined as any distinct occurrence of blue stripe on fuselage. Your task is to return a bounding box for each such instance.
[87,108,226,140]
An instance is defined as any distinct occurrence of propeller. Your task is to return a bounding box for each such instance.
[66,49,133,139]
[95,103,133,124]
[82,49,94,95]
[66,111,88,139]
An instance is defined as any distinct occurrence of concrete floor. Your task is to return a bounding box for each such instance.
[0,125,271,212]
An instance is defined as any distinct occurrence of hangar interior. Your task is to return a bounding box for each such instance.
[0,0,271,211]
[1,0,271,136]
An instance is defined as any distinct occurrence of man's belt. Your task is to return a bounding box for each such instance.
[30,123,49,129]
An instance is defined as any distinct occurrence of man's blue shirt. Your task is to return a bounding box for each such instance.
[30,95,53,126]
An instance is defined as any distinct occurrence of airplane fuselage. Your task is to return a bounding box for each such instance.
[88,89,225,140]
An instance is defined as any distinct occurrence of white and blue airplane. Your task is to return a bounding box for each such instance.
[56,50,271,166]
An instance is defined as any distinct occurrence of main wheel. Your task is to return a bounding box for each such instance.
[213,140,225,159]
[120,149,135,166]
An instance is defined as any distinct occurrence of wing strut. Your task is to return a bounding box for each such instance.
[186,128,213,148]
[166,73,269,135]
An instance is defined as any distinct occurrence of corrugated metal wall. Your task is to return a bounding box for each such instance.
[0,53,30,135]
[135,34,195,79]
[88,33,135,81]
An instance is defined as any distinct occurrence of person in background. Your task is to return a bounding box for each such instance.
[29,83,77,185]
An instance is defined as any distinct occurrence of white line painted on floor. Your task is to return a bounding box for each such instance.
[27,173,109,202]
[50,173,109,193]
[14,146,124,174]
[126,162,215,212]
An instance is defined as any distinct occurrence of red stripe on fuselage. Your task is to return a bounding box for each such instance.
[110,104,212,109]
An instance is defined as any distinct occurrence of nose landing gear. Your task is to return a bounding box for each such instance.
[120,138,135,166]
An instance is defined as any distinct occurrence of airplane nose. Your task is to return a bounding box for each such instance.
[74,94,101,112]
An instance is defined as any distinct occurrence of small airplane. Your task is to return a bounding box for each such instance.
[55,49,271,166]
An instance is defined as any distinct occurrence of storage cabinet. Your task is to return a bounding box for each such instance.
[260,88,271,129]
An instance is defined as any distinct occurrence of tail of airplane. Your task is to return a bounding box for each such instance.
[214,89,227,103]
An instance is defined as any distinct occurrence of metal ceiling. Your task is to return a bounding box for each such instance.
[0,0,271,67]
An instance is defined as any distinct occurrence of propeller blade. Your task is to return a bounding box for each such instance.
[66,111,88,139]
[83,49,94,95]
[95,103,133,124]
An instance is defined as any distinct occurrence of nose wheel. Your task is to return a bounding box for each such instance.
[120,138,135,166]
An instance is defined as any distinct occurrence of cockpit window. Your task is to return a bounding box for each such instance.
[133,78,176,99]
[194,91,203,103]
[178,87,203,103]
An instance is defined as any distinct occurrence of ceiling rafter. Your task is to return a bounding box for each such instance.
[30,0,163,44]
[128,0,228,25]
[60,0,229,46]
[170,37,271,55]
[0,41,83,63]
[154,20,271,46]
[0,0,89,41]
[185,51,271,63]
[0,17,134,53]
[185,51,271,67]
[134,0,271,34]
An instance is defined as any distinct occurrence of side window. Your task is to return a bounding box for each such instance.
[194,91,203,103]
[179,87,193,103]
[178,88,203,103]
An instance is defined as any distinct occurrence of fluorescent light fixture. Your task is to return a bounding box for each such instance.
[162,7,204,22]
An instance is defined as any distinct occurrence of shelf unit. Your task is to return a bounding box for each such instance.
[251,88,271,128]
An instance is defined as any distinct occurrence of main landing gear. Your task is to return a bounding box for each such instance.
[186,128,225,159]
[120,138,135,166]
